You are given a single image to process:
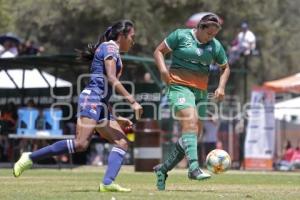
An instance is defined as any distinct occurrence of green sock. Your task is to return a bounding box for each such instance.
[160,140,185,174]
[181,133,199,171]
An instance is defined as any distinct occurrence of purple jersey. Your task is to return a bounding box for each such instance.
[86,40,122,100]
[78,41,122,121]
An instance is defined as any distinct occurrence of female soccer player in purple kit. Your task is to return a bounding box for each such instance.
[13,19,143,192]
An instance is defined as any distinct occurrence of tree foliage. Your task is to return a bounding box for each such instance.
[0,0,12,33]
[4,0,300,88]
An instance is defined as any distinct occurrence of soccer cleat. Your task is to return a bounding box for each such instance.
[99,182,131,192]
[13,152,33,177]
[153,164,168,191]
[188,167,211,180]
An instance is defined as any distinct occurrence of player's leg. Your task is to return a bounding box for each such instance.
[174,86,210,180]
[154,85,209,190]
[13,117,96,177]
[177,107,210,180]
[176,88,210,180]
[13,90,101,177]
[196,88,211,168]
[153,132,185,190]
[95,120,131,192]
[154,85,193,190]
[153,138,185,190]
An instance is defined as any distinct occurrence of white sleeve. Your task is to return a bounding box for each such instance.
[246,31,256,43]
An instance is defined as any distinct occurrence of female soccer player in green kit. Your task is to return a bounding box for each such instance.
[153,13,230,190]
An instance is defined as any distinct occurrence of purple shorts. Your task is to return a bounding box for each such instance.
[77,89,114,121]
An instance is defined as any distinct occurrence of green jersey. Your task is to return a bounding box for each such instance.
[165,29,227,75]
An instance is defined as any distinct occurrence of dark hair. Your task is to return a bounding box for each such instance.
[197,13,221,30]
[77,19,134,61]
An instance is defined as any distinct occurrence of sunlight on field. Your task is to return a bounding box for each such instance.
[1,166,300,200]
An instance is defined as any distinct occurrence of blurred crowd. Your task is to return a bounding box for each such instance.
[0,32,44,58]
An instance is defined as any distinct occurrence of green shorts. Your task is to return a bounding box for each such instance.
[167,84,208,118]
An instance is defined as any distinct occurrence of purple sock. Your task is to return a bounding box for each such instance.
[102,147,126,185]
[29,139,75,162]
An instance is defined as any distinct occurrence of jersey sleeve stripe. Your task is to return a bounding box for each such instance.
[104,54,118,61]
[164,39,172,51]
[218,62,228,68]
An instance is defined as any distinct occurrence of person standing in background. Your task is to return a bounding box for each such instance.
[228,22,256,65]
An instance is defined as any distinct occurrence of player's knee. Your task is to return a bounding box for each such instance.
[181,119,199,133]
[115,139,128,151]
[75,140,89,152]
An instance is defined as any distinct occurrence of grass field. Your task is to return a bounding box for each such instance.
[1,166,300,200]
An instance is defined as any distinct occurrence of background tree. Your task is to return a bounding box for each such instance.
[0,0,12,34]
[4,0,300,98]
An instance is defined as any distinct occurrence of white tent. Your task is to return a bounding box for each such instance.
[0,68,71,89]
[275,97,300,123]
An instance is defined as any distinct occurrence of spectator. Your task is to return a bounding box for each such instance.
[0,40,18,58]
[228,22,256,65]
[0,102,18,133]
[283,140,294,162]
[275,140,295,171]
[0,33,20,58]
[291,141,300,169]
[0,102,17,161]
[19,40,45,56]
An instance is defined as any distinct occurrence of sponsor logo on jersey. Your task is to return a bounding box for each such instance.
[196,48,203,56]
[178,97,186,104]
[183,36,193,47]
[89,103,97,115]
[107,44,117,54]
[89,108,97,115]
[206,46,212,52]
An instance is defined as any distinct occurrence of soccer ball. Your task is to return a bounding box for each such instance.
[206,149,231,174]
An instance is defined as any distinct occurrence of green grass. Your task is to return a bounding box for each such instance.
[1,166,300,200]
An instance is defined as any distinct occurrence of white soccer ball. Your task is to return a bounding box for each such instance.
[206,149,231,174]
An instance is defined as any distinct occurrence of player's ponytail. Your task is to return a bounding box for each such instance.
[76,19,134,62]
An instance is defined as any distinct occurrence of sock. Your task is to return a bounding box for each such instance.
[29,139,75,162]
[181,133,199,171]
[102,147,126,185]
[160,140,185,174]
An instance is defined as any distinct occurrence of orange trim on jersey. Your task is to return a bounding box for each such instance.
[169,68,208,90]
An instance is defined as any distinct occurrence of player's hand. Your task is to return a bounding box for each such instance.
[160,69,170,85]
[214,87,225,101]
[131,102,143,120]
[116,116,133,130]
